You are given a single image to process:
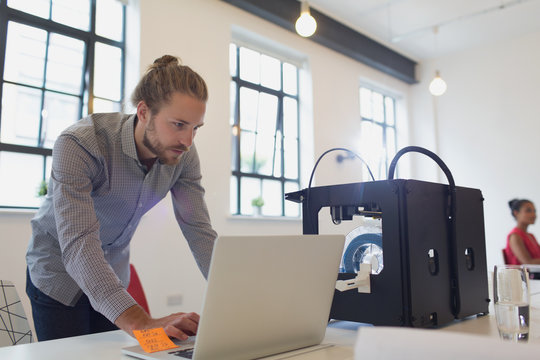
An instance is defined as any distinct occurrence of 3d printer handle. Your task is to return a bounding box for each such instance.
[387,146,461,318]
[387,146,455,188]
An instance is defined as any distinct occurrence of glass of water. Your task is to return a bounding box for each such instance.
[493,265,530,342]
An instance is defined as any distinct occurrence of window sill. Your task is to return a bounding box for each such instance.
[228,214,301,222]
[0,207,37,215]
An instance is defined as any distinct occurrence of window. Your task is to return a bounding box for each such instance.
[0,0,125,209]
[229,43,301,217]
[358,86,397,180]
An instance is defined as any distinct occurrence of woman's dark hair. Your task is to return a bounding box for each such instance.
[509,198,533,218]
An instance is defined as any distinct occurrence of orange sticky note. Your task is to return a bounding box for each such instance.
[133,328,179,353]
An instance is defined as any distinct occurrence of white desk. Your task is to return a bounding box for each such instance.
[0,326,356,360]
[2,283,539,360]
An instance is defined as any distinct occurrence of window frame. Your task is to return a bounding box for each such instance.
[359,84,398,180]
[0,0,126,209]
[230,42,301,217]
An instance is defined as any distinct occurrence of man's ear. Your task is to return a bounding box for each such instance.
[136,101,150,125]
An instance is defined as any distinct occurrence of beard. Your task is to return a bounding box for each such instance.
[142,119,189,166]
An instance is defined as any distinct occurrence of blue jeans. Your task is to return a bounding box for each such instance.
[26,270,118,341]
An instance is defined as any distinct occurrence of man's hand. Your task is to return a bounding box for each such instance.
[115,305,200,340]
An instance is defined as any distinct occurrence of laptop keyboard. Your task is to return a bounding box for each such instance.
[168,348,194,359]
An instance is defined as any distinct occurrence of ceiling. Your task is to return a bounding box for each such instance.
[307,0,540,61]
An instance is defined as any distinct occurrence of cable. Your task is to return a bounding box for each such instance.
[308,148,375,191]
[387,146,460,318]
[304,148,375,233]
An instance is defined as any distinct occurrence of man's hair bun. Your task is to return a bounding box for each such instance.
[152,55,180,68]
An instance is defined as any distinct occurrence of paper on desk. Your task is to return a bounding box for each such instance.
[354,327,540,360]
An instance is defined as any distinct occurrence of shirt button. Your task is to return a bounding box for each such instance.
[127,224,132,229]
[138,203,142,208]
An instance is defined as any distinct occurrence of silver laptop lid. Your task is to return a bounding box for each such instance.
[193,234,345,360]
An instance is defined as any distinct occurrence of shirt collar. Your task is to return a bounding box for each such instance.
[121,114,140,162]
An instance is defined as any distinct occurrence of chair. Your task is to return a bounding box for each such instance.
[502,249,509,265]
[0,280,32,347]
[502,249,540,279]
[127,264,150,315]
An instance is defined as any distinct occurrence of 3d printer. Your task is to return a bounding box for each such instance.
[285,146,490,328]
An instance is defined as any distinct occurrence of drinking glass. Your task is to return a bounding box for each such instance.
[493,265,530,342]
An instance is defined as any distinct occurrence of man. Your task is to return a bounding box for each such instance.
[26,55,217,341]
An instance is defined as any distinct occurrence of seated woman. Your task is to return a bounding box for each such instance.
[505,198,540,265]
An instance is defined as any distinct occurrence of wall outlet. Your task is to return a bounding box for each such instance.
[167,293,183,306]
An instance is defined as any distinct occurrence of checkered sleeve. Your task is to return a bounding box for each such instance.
[52,134,137,323]
[170,144,217,279]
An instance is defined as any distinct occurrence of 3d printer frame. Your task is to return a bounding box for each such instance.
[286,179,490,328]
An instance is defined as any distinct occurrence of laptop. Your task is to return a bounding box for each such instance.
[122,234,345,360]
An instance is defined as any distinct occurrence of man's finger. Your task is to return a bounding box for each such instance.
[164,324,188,341]
[185,312,200,323]
[174,316,198,335]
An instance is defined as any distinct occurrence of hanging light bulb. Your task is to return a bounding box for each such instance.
[429,70,447,96]
[295,1,317,37]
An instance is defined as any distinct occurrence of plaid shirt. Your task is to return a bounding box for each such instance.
[26,113,217,322]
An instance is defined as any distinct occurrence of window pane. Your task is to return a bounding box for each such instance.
[359,121,383,181]
[240,131,256,173]
[4,22,47,87]
[93,98,121,113]
[231,127,239,172]
[386,127,396,163]
[239,87,258,132]
[94,42,122,101]
[45,156,53,181]
[45,33,85,94]
[96,0,124,41]
[229,81,236,126]
[230,176,238,214]
[360,87,372,119]
[284,137,298,179]
[385,97,395,126]
[240,177,261,215]
[0,152,43,207]
[256,93,277,135]
[283,62,297,96]
[7,0,50,19]
[229,44,237,77]
[283,97,298,139]
[52,0,90,31]
[272,133,282,178]
[261,179,281,216]
[260,54,280,90]
[1,83,42,146]
[373,92,384,123]
[42,91,80,148]
[254,134,274,177]
[239,47,260,84]
[285,181,300,217]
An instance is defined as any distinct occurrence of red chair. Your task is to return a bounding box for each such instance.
[502,249,509,265]
[127,264,150,315]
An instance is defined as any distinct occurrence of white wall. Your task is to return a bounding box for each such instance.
[410,30,540,272]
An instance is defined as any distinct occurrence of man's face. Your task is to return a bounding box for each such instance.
[142,92,206,165]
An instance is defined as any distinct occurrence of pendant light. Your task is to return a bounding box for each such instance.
[295,1,317,37]
[429,71,447,96]
[429,26,447,96]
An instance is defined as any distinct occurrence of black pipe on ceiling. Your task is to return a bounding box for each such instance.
[221,0,417,84]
